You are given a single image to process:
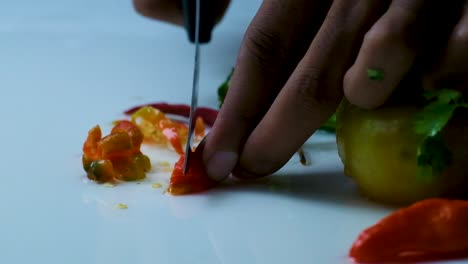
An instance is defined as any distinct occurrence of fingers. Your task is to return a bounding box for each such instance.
[423,2,468,92]
[133,0,230,25]
[203,0,332,181]
[133,0,183,25]
[344,0,464,109]
[235,0,387,178]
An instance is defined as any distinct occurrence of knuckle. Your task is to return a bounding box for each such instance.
[294,67,343,113]
[243,25,288,69]
[453,26,468,45]
[364,23,403,46]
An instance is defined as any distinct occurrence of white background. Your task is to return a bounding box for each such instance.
[0,1,464,263]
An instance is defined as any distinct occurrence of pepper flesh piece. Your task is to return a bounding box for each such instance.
[168,147,217,195]
[161,125,184,155]
[350,198,468,263]
[131,106,206,154]
[194,116,205,138]
[83,125,102,160]
[132,106,187,152]
[125,103,218,126]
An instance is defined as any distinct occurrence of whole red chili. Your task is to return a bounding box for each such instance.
[350,198,468,263]
[124,103,218,126]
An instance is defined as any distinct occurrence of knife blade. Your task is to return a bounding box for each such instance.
[181,0,215,174]
[183,0,200,175]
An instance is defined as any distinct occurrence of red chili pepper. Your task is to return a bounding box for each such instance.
[350,198,468,263]
[124,103,219,126]
[168,146,217,195]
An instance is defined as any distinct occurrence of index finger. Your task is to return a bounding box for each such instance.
[203,0,332,181]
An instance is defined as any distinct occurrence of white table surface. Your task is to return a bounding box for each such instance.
[0,1,465,263]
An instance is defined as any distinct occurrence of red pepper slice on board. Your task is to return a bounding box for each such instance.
[168,147,217,195]
[350,198,468,263]
[124,103,219,126]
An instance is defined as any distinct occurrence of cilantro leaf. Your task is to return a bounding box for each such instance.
[416,135,452,180]
[422,89,461,102]
[217,68,234,107]
[367,68,384,81]
[319,114,337,133]
[413,89,466,179]
[413,102,457,137]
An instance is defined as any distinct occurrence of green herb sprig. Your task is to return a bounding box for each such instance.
[217,69,234,107]
[413,89,467,178]
[367,68,384,81]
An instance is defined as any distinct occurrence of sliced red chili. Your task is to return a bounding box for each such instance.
[350,198,468,263]
[161,126,184,155]
[168,147,217,195]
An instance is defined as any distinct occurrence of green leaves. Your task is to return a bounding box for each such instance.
[416,135,453,179]
[367,68,384,81]
[319,114,337,133]
[217,68,234,107]
[413,89,466,179]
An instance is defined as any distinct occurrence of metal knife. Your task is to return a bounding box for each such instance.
[181,0,216,174]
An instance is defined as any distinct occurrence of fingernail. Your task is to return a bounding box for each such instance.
[206,151,238,181]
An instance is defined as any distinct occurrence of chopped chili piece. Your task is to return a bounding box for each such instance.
[350,198,468,263]
[83,125,102,161]
[161,125,184,155]
[99,132,134,159]
[130,106,206,154]
[132,106,187,153]
[82,121,151,183]
[88,160,115,183]
[111,120,144,151]
[124,103,218,126]
[168,147,217,195]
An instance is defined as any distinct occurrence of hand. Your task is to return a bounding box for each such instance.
[202,0,468,181]
[134,0,468,181]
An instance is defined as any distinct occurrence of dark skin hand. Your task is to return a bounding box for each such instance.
[133,0,468,180]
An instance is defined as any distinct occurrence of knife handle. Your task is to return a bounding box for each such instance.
[181,0,216,43]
